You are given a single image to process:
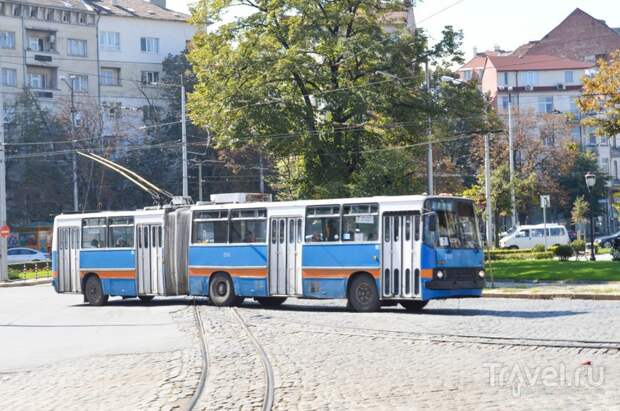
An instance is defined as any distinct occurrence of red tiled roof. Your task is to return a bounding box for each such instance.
[459,55,487,70]
[487,54,594,71]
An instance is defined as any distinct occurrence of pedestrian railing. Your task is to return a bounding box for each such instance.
[7,261,52,281]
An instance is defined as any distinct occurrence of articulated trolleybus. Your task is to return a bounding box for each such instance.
[53,194,485,312]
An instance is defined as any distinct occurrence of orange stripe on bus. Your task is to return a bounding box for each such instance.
[303,269,380,279]
[189,268,267,278]
[79,270,136,279]
[421,269,434,279]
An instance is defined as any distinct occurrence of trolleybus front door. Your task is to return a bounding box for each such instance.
[136,224,164,295]
[381,213,421,298]
[269,217,303,296]
[57,226,80,293]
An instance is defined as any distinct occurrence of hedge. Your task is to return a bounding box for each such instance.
[487,251,554,261]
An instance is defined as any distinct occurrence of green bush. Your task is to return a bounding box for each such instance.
[554,245,574,261]
[487,250,554,261]
[531,244,546,253]
[571,240,586,252]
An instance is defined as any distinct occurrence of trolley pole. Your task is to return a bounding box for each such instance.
[181,81,188,198]
[0,93,8,282]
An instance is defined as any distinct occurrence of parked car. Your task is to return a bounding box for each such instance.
[594,231,620,249]
[7,247,50,264]
[499,224,570,249]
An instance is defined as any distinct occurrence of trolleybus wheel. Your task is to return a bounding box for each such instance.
[209,273,240,307]
[138,296,154,303]
[348,275,380,312]
[400,300,428,312]
[255,297,287,308]
[84,276,109,306]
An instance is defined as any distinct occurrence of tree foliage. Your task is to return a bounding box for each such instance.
[579,50,620,137]
[187,0,476,198]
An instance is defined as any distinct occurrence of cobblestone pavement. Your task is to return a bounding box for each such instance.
[194,298,620,410]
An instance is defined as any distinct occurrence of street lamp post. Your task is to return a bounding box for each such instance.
[585,172,597,261]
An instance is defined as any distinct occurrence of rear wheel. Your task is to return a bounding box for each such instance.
[400,300,428,312]
[603,240,612,249]
[508,245,519,250]
[255,297,287,308]
[209,273,243,307]
[138,295,154,303]
[84,276,108,306]
[348,275,380,312]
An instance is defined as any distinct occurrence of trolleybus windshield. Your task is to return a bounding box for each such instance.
[424,199,480,249]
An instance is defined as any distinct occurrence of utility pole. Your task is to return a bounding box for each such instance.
[198,161,203,202]
[425,60,433,195]
[61,76,79,211]
[181,80,188,198]
[259,153,265,193]
[507,92,517,228]
[484,133,493,248]
[0,93,8,282]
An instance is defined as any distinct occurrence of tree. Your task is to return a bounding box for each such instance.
[187,0,472,199]
[571,196,589,240]
[578,50,620,137]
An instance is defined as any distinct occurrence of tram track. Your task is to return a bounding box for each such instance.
[247,315,620,354]
[232,307,275,411]
[186,300,209,411]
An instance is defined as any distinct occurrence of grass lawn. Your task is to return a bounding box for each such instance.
[487,260,620,282]
[8,268,52,281]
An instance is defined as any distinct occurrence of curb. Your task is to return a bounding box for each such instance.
[0,278,52,288]
[483,292,620,301]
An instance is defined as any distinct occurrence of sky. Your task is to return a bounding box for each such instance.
[167,0,620,61]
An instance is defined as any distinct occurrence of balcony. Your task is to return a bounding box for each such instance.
[26,65,57,98]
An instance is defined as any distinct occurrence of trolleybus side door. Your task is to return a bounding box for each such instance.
[269,217,303,296]
[382,212,420,299]
[136,224,163,295]
[57,226,81,293]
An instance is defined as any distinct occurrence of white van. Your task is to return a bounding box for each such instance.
[499,224,570,249]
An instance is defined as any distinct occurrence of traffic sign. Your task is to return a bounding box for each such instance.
[0,225,10,238]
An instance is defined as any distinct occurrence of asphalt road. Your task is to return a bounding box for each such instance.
[2,286,620,410]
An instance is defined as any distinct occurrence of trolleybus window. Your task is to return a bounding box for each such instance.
[82,218,106,248]
[229,209,266,243]
[424,199,480,249]
[342,204,378,242]
[109,216,134,248]
[305,205,340,242]
[192,210,228,244]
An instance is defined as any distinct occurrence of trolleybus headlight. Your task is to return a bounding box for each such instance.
[436,270,445,279]
[478,270,485,279]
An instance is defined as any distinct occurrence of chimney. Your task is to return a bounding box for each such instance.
[473,46,478,56]
[149,0,166,9]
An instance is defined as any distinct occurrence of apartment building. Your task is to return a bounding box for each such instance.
[0,0,194,138]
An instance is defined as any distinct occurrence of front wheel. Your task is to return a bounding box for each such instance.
[603,241,612,249]
[400,300,428,312]
[209,273,243,307]
[255,297,287,308]
[84,276,109,306]
[348,275,380,312]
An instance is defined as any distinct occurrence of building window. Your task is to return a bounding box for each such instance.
[462,70,472,81]
[140,37,159,54]
[0,31,14,49]
[100,67,120,86]
[100,31,120,50]
[71,75,88,92]
[46,8,55,21]
[570,97,579,114]
[30,6,38,18]
[13,4,21,16]
[229,209,267,243]
[62,11,70,23]
[306,205,341,242]
[500,96,510,111]
[499,72,509,86]
[1,68,17,87]
[142,105,161,122]
[78,13,87,24]
[521,71,539,86]
[342,204,378,242]
[192,210,229,244]
[28,73,45,89]
[564,70,574,84]
[537,96,554,113]
[67,39,87,57]
[141,71,159,85]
